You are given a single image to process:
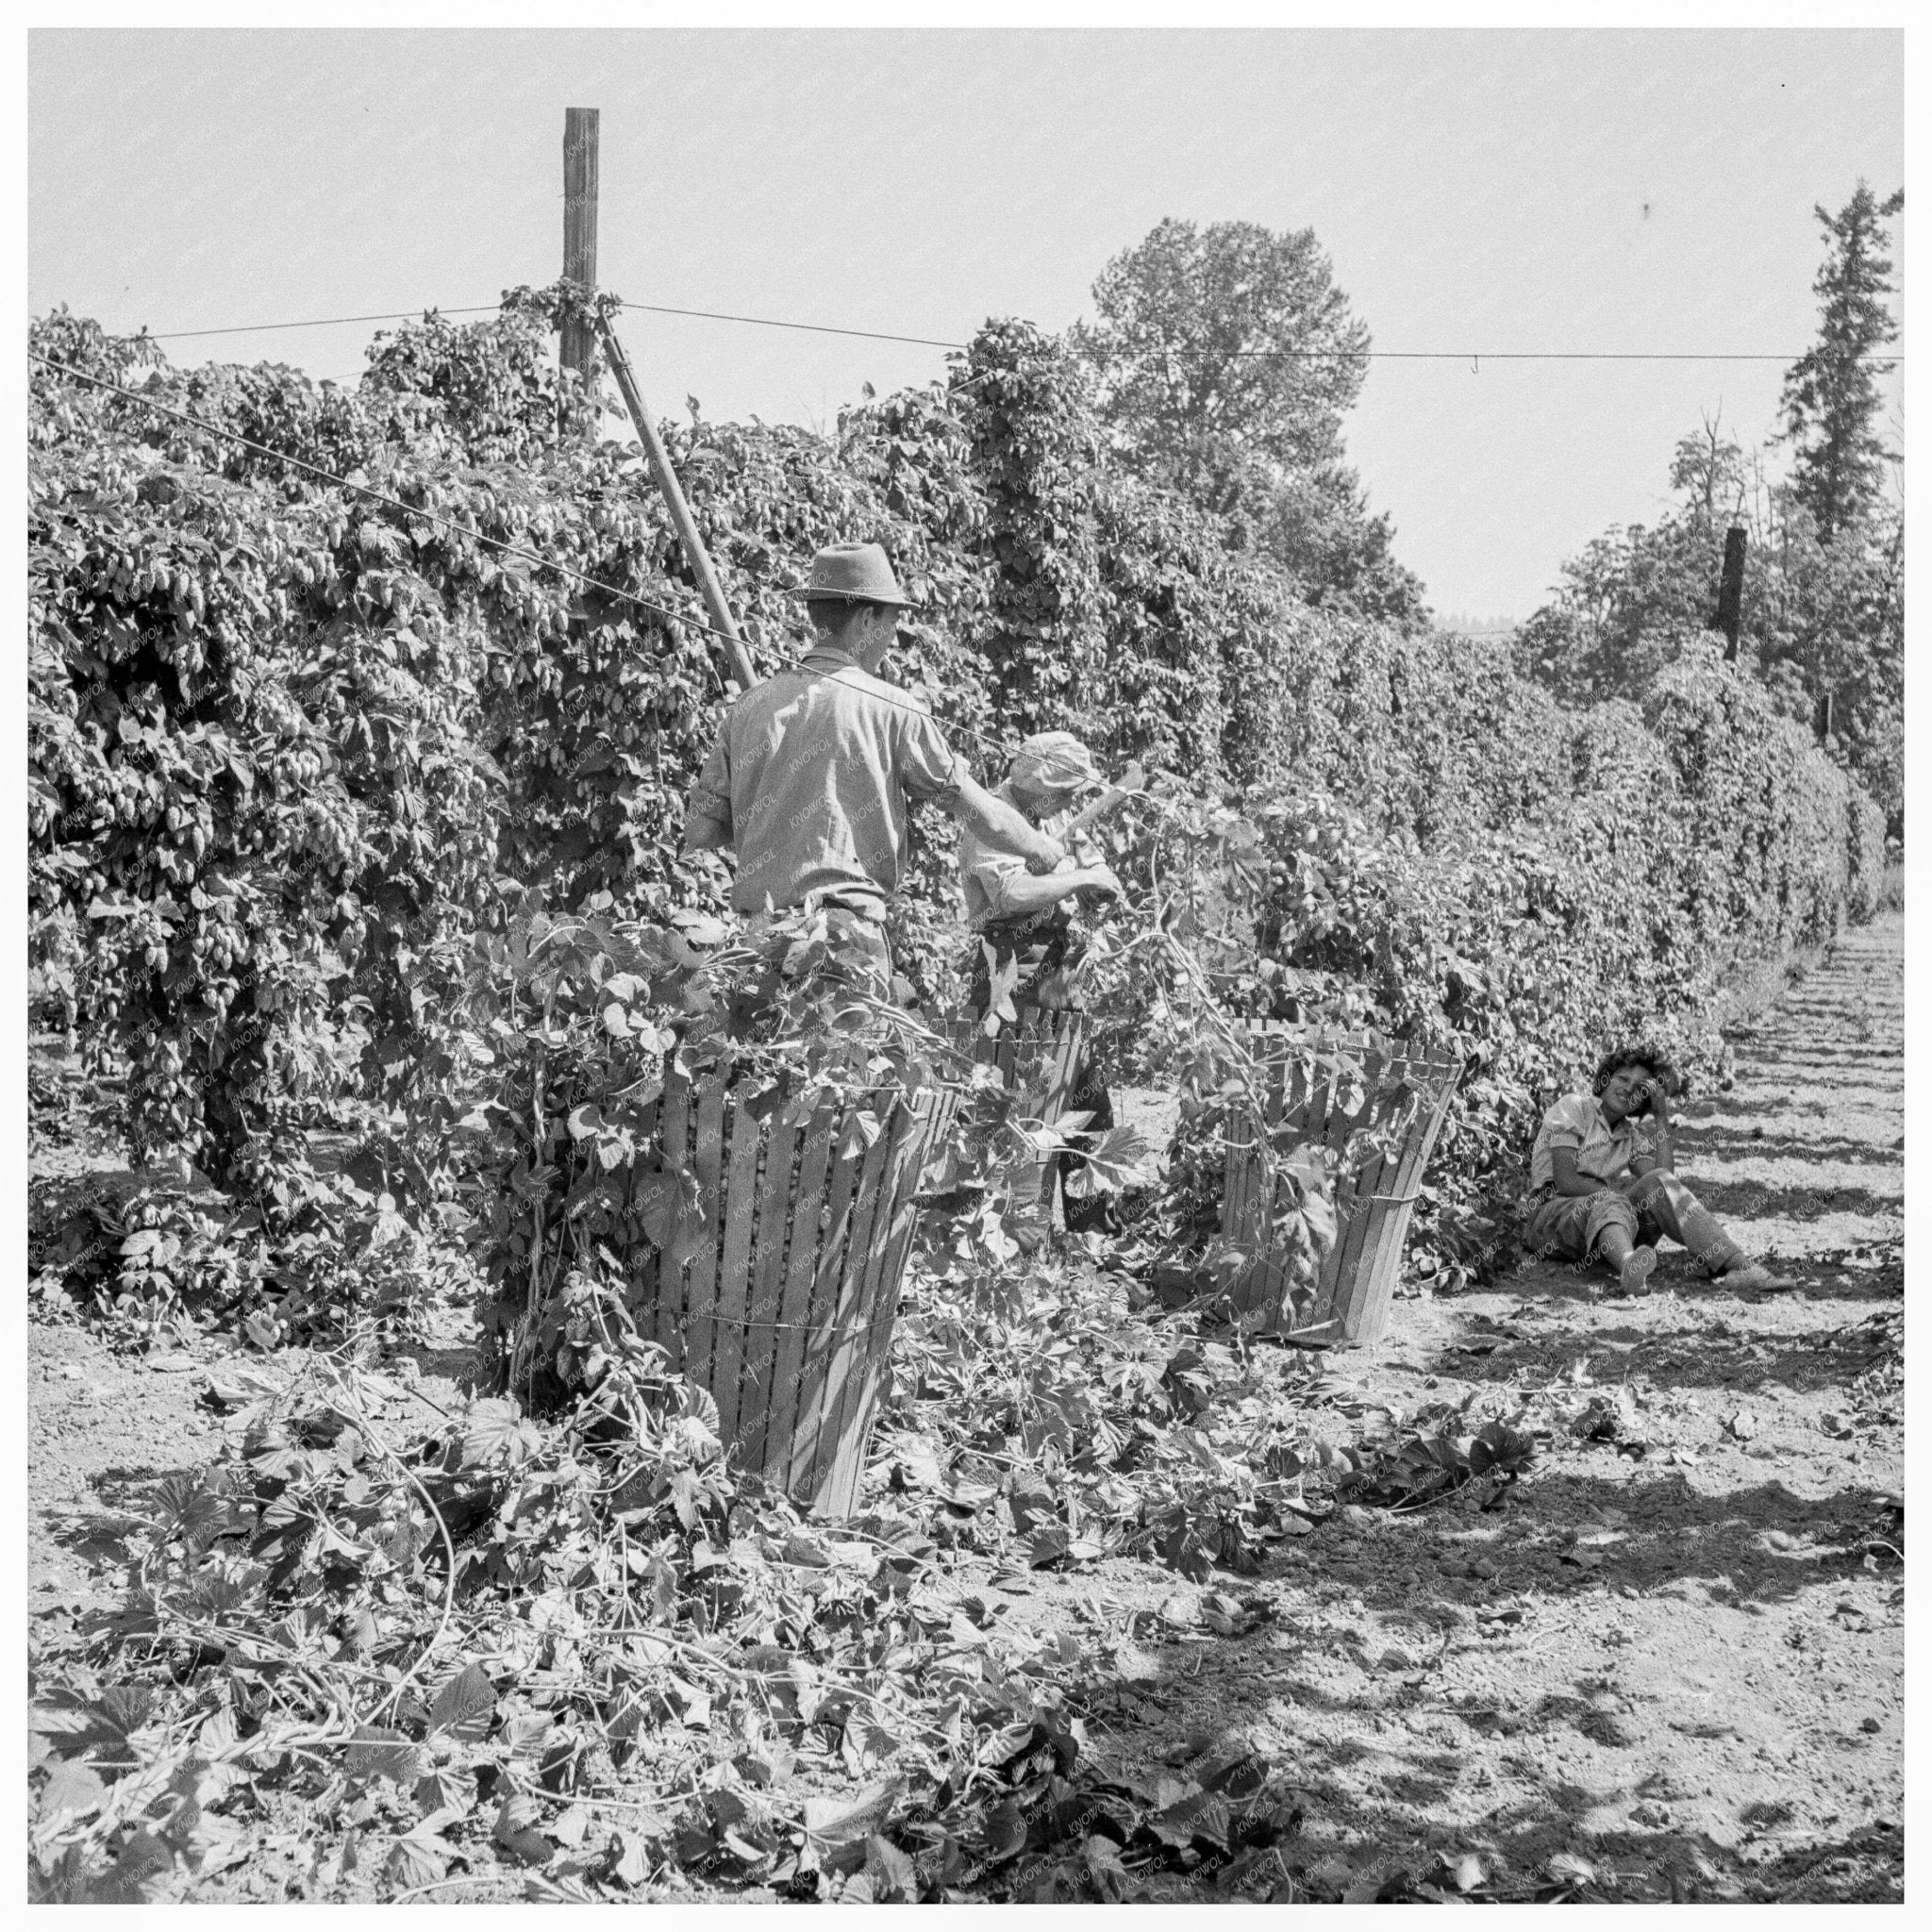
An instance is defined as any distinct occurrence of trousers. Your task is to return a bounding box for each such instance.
[1523,1169,1744,1274]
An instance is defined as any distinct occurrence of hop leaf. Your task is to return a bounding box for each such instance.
[37,1757,108,1824]
[387,1827,454,1890]
[982,945,1022,1029]
[88,1684,158,1744]
[346,1725,426,1787]
[89,1829,175,1903]
[461,1397,541,1470]
[427,1661,496,1743]
[840,1707,899,1776]
[1027,1523,1074,1568]
[628,1169,675,1249]
[1468,1420,1535,1477]
[493,1792,555,1865]
[1063,1123,1158,1199]
[803,1776,904,1850]
[865,1832,917,1902]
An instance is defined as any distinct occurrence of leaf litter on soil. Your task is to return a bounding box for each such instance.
[26,930,1904,1902]
[27,1240,1558,1904]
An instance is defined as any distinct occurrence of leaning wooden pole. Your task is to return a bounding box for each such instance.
[596,314,758,694]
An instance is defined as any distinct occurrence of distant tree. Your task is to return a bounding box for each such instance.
[1668,410,1750,527]
[1779,181,1904,542]
[1074,217,1369,501]
[1516,412,1903,835]
[1514,409,1752,704]
[1757,494,1904,832]
[1073,217,1427,626]
[1236,459,1430,628]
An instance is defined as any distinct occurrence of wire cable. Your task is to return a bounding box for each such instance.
[142,306,505,342]
[102,298,1900,366]
[127,297,998,397]
[1225,348,1901,363]
[623,300,962,350]
[123,298,959,353]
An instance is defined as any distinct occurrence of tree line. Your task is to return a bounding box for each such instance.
[1071,191,1903,838]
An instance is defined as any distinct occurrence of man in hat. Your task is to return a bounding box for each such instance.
[959,730,1126,1233]
[682,542,1063,972]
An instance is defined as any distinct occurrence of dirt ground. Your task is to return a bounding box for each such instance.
[27,918,1904,1904]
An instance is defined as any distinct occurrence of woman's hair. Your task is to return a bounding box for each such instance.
[1591,1042,1687,1100]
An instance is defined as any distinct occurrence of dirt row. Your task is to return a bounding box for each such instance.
[27,918,1904,1902]
[1076,917,1906,1901]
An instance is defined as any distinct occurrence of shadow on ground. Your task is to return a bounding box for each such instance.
[1076,1603,1903,1902]
[1421,1283,1901,1392]
[1690,1132,1901,1168]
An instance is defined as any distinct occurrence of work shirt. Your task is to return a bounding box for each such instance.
[958,786,1051,930]
[689,647,963,921]
[1527,1092,1643,1196]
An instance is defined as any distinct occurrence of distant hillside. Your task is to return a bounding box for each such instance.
[1435,612,1521,639]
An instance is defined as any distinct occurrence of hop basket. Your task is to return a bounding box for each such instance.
[1221,1024,1463,1346]
[624,1066,958,1521]
[927,1004,1089,1214]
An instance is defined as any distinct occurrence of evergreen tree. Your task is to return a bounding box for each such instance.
[1780,181,1904,541]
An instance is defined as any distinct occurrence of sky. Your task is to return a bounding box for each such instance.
[27,27,1904,623]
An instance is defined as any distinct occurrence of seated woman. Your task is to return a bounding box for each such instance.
[1524,1044,1778,1293]
[958,732,1124,1234]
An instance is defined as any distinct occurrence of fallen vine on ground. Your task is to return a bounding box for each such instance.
[28,1250,1557,1904]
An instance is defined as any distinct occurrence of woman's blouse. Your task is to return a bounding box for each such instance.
[1529,1092,1643,1195]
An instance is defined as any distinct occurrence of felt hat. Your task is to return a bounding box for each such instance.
[802,541,913,608]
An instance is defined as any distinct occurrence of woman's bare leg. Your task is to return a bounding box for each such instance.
[1592,1219,1657,1295]
[1624,1171,1780,1285]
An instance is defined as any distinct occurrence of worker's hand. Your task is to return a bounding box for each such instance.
[1019,825,1067,875]
[1076,864,1124,904]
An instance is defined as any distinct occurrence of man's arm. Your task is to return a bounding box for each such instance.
[682,804,733,855]
[1633,1079,1675,1174]
[684,726,734,856]
[948,773,1064,874]
[987,865,1123,918]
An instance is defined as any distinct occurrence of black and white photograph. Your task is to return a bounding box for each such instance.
[22,19,1907,1907]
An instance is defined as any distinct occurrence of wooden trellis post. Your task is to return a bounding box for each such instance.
[1715,525,1746,660]
[561,108,600,384]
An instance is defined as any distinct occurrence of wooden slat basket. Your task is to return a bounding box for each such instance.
[618,1068,958,1521]
[926,1004,1089,1213]
[1221,1024,1463,1346]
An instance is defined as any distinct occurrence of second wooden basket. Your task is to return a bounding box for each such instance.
[927,1004,1089,1214]
[1221,1024,1462,1345]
